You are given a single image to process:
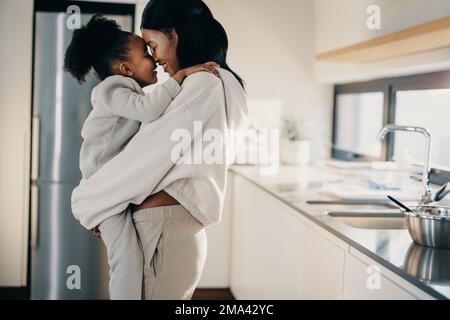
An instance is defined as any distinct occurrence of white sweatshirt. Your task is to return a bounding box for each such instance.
[80,75,181,179]
[71,68,249,230]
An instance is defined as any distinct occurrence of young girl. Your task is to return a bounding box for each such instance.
[64,14,218,299]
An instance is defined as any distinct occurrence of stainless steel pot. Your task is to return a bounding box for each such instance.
[401,206,450,249]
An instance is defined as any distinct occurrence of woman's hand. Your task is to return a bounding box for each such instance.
[92,225,101,238]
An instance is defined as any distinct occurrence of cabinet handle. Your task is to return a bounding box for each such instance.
[31,116,39,181]
[30,185,39,248]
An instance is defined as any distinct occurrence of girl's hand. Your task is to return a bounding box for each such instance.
[92,225,101,238]
[185,61,220,77]
[172,62,220,85]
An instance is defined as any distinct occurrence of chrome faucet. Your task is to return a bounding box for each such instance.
[377,124,432,205]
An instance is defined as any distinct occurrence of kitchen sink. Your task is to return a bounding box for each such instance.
[327,209,407,230]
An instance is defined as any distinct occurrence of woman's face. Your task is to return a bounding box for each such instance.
[141,28,180,76]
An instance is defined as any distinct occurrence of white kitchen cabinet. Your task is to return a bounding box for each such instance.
[197,171,234,288]
[343,249,434,300]
[227,170,437,300]
[0,0,33,287]
[343,252,415,300]
[230,174,348,299]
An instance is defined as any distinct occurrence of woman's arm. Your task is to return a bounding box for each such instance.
[72,72,224,230]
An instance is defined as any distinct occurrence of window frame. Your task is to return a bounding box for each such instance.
[332,69,450,184]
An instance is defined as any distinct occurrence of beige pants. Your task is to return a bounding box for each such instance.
[132,204,208,300]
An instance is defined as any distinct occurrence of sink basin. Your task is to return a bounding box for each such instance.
[327,209,407,230]
[307,199,396,207]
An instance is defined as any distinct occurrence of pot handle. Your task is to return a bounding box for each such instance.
[434,182,450,202]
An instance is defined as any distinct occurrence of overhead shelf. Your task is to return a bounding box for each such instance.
[315,16,450,63]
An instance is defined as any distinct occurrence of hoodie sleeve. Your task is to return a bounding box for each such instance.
[98,76,181,123]
[71,72,223,230]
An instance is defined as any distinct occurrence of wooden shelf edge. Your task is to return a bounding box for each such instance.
[316,15,450,63]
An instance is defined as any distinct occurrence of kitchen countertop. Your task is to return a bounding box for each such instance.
[229,162,450,300]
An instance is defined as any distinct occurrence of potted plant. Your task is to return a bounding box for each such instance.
[280,117,310,165]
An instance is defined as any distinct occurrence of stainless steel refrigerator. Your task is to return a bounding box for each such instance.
[30,3,135,299]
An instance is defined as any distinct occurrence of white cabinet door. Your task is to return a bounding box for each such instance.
[197,171,234,288]
[343,251,417,300]
[0,0,33,287]
[230,174,347,299]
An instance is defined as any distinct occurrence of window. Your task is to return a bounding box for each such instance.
[394,89,450,170]
[335,92,384,158]
[333,70,450,184]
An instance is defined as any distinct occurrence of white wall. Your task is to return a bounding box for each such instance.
[315,0,450,83]
[205,0,333,159]
[0,0,33,287]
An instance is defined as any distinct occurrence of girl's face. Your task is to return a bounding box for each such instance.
[124,35,158,87]
[141,28,180,76]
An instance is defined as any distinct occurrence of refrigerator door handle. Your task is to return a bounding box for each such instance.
[31,116,40,181]
[30,185,39,248]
